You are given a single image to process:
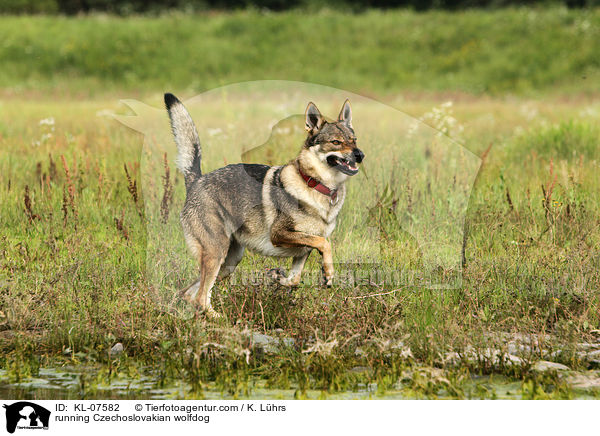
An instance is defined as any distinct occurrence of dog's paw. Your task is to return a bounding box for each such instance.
[280,274,302,287]
[321,267,333,288]
[267,267,287,283]
[205,307,223,320]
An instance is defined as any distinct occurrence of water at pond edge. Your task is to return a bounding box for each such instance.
[1,366,595,400]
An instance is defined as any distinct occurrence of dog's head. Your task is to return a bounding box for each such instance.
[303,100,364,177]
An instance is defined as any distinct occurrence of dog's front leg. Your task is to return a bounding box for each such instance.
[279,253,310,286]
[271,231,334,287]
[320,243,333,287]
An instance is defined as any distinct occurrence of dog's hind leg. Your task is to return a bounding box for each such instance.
[194,252,225,318]
[181,234,228,318]
[182,279,202,300]
[218,239,245,281]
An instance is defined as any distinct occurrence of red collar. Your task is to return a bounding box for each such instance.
[298,168,338,203]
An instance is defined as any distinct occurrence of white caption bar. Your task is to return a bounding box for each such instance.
[0,399,594,435]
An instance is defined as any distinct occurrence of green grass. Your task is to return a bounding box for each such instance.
[0,8,599,96]
[510,120,600,160]
[1,94,599,399]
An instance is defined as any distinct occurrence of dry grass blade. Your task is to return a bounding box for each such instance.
[160,153,173,224]
[23,185,40,223]
[124,163,143,218]
[114,210,129,240]
[60,155,77,221]
[48,154,57,182]
[345,288,405,300]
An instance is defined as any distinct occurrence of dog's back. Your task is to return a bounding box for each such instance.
[181,163,270,250]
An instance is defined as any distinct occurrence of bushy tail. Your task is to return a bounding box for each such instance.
[164,93,202,189]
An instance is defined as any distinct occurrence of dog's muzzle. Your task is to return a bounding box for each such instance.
[353,148,365,163]
[326,148,365,176]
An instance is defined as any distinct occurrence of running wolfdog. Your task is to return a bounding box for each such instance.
[165,93,364,317]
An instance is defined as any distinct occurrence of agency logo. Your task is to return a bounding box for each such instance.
[2,402,50,434]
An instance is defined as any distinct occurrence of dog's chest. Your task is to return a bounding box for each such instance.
[295,193,345,238]
[323,212,339,237]
[262,165,346,237]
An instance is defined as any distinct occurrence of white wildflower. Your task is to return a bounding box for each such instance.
[207,127,223,137]
[412,101,464,142]
[39,117,55,128]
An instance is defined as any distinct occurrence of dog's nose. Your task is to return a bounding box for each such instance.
[353,148,364,163]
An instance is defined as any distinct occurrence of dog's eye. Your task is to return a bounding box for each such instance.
[331,140,342,145]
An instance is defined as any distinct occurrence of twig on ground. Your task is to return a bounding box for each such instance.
[345,288,405,301]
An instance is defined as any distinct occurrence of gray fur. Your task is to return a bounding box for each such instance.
[164,93,202,189]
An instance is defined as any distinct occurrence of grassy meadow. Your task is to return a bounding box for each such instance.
[0,8,599,97]
[1,8,600,399]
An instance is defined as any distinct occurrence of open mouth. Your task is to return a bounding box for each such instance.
[326,155,359,176]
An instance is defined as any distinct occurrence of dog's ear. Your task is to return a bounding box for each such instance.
[305,102,324,133]
[338,99,353,129]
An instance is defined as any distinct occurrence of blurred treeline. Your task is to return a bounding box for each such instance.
[1,0,598,14]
